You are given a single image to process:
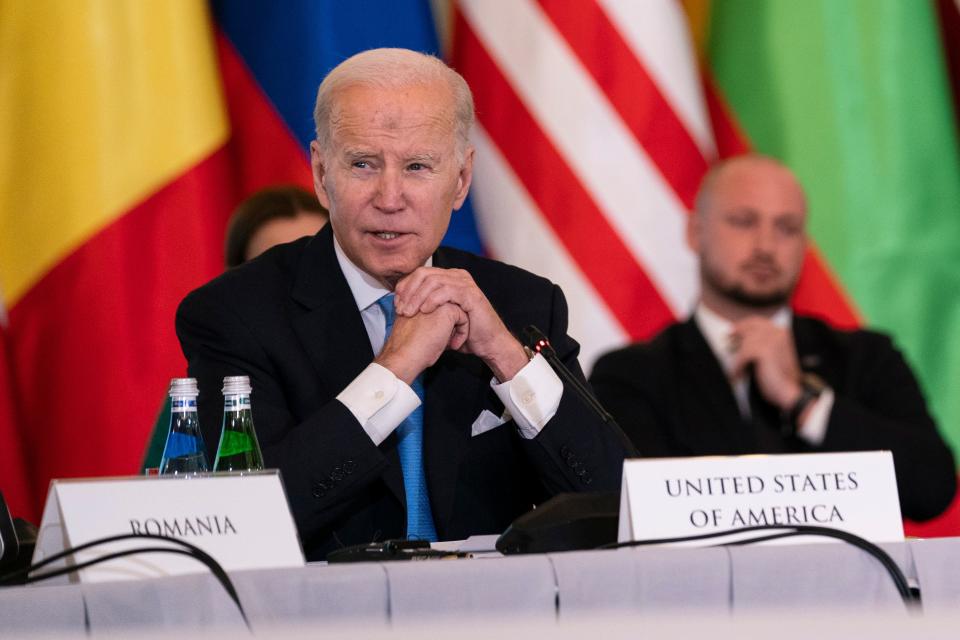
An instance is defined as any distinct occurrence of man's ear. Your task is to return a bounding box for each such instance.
[452,145,475,210]
[310,141,332,210]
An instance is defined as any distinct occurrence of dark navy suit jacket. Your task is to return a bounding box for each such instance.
[177,225,633,559]
[590,316,956,521]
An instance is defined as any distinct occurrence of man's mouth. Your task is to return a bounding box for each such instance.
[372,231,404,240]
[742,261,779,277]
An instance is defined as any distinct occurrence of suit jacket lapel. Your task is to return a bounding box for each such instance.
[676,319,752,453]
[792,316,839,386]
[290,226,406,505]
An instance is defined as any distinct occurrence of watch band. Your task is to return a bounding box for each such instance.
[781,374,827,437]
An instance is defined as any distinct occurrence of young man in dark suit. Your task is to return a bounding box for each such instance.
[590,155,955,522]
[177,48,633,560]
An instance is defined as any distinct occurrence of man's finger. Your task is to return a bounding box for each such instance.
[396,268,467,315]
[394,267,447,313]
[400,278,449,316]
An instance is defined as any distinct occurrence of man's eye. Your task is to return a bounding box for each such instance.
[352,161,369,169]
[778,221,803,236]
[408,162,426,171]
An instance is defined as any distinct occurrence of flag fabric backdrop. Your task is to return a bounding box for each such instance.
[452,0,858,372]
[702,0,960,535]
[0,0,234,522]
[0,318,32,519]
[452,0,960,533]
[0,0,467,521]
[2,0,959,535]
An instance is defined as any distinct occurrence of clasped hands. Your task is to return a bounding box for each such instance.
[374,267,528,385]
[727,317,804,412]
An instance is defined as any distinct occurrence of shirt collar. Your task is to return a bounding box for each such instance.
[333,235,433,311]
[693,302,791,376]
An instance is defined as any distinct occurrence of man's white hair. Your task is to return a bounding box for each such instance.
[313,48,474,161]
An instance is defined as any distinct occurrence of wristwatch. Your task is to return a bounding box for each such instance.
[781,373,828,437]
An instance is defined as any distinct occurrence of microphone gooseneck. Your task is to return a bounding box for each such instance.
[521,325,615,425]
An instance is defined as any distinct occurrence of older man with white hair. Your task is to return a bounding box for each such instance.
[177,48,633,559]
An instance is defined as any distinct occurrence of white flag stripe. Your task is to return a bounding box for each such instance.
[470,126,628,371]
[597,0,717,160]
[461,0,698,315]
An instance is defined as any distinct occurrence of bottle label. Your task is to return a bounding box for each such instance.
[223,396,252,411]
[171,398,198,414]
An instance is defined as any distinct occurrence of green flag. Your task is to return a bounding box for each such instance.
[708,0,960,456]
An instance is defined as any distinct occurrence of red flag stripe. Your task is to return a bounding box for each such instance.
[8,148,236,506]
[537,0,709,211]
[701,73,753,159]
[469,126,630,366]
[791,246,861,329]
[0,328,33,520]
[454,11,676,339]
[215,31,314,194]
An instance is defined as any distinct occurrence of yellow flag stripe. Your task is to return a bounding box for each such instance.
[680,0,711,59]
[0,0,228,306]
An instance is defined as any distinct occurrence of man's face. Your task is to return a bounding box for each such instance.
[310,82,473,288]
[689,159,807,310]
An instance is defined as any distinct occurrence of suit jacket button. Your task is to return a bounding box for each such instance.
[343,460,357,474]
[581,475,593,485]
[331,467,344,482]
[575,466,587,477]
[560,445,570,457]
[312,482,328,498]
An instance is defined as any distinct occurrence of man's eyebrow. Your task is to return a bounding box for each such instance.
[342,148,376,159]
[723,206,758,217]
[406,152,441,164]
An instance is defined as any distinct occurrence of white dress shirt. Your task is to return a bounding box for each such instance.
[693,304,834,445]
[332,237,563,445]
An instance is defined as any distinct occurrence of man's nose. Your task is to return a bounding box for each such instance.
[373,168,404,212]
[754,221,777,252]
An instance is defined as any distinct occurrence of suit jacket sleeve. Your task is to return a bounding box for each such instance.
[176,288,393,542]
[818,332,956,521]
[515,283,638,493]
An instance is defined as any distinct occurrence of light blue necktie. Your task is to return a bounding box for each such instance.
[376,293,438,541]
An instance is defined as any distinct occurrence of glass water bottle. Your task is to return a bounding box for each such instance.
[159,378,210,474]
[213,375,264,472]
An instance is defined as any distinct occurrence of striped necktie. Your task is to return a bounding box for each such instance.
[376,293,438,541]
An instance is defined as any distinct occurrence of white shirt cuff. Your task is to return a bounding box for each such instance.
[336,362,421,446]
[796,388,835,446]
[491,353,563,439]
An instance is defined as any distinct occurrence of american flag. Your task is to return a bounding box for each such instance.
[452,0,854,370]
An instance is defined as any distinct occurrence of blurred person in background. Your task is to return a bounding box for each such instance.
[590,154,956,521]
[224,186,329,268]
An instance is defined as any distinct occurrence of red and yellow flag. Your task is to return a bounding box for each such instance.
[0,0,234,520]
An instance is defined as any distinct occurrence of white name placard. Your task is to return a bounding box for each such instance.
[33,471,304,583]
[618,451,903,545]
